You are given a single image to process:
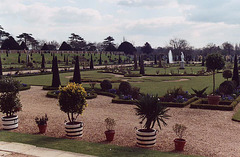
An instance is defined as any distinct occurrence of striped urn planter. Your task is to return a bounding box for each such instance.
[2,115,18,130]
[136,129,157,148]
[65,121,83,137]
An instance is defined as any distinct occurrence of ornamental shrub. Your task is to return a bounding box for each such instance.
[119,81,132,95]
[100,80,112,91]
[58,82,88,123]
[219,81,235,95]
[222,69,232,81]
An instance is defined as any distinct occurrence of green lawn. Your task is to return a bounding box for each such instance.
[0,131,198,157]
[16,68,225,96]
[232,109,240,122]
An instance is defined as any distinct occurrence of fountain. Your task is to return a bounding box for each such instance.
[168,50,173,64]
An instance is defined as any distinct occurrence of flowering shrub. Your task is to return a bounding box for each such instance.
[162,87,192,103]
[221,95,234,101]
[122,95,132,100]
[58,82,88,123]
[108,89,117,94]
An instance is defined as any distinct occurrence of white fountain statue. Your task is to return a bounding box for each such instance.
[180,52,185,69]
[168,50,173,64]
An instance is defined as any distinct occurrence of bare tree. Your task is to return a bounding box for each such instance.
[222,42,234,55]
[169,38,191,61]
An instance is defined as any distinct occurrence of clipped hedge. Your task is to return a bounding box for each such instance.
[19,84,31,91]
[190,97,240,111]
[43,86,59,90]
[46,90,97,99]
[124,73,142,77]
[112,95,136,104]
[160,97,198,107]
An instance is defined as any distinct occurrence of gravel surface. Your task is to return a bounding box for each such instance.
[2,86,240,157]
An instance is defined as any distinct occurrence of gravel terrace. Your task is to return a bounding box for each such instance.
[2,86,240,157]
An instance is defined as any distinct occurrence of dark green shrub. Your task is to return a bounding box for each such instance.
[219,81,235,95]
[100,80,112,91]
[130,87,140,99]
[222,69,232,80]
[119,81,131,95]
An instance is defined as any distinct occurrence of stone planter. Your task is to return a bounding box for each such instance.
[105,130,115,141]
[136,129,157,148]
[65,121,83,137]
[207,95,221,105]
[174,138,186,151]
[2,115,18,130]
[38,124,47,134]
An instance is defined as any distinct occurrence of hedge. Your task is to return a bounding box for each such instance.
[46,90,97,99]
[160,97,198,107]
[190,97,240,111]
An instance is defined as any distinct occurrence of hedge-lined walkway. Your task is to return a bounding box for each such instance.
[3,86,240,157]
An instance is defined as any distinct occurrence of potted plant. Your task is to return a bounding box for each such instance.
[173,123,187,151]
[0,77,22,130]
[58,82,88,137]
[104,117,116,141]
[134,94,170,148]
[206,53,225,105]
[35,114,48,134]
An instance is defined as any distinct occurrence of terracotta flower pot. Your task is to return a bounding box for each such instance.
[207,95,221,105]
[38,124,47,134]
[174,138,186,151]
[105,130,115,141]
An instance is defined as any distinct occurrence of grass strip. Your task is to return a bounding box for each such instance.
[0,131,198,157]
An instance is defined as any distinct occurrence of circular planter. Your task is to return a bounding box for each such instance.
[105,130,115,141]
[65,121,83,137]
[174,138,186,151]
[207,95,221,105]
[2,115,18,130]
[136,129,156,148]
[38,124,47,134]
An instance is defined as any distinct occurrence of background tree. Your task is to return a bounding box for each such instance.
[41,43,49,50]
[19,41,28,50]
[134,54,138,70]
[72,56,81,84]
[0,25,10,46]
[86,42,97,51]
[16,33,34,48]
[118,41,136,55]
[232,55,239,86]
[99,53,102,65]
[68,33,86,51]
[141,42,153,54]
[0,56,2,76]
[103,36,116,51]
[222,42,234,55]
[169,38,191,61]
[51,56,61,87]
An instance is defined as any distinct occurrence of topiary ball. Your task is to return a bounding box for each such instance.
[222,69,232,80]
[119,81,132,95]
[219,81,235,95]
[100,80,112,91]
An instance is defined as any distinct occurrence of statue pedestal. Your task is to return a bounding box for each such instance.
[180,61,185,69]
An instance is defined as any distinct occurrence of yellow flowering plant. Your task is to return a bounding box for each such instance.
[58,82,88,123]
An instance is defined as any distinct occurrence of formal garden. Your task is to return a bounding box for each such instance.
[0,51,240,157]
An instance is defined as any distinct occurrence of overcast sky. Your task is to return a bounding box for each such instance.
[1,0,240,48]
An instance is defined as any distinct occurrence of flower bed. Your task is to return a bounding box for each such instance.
[190,97,240,111]
[19,83,31,91]
[46,90,97,99]
[160,97,198,107]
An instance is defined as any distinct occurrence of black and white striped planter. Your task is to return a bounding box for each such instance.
[136,129,157,148]
[2,115,18,130]
[65,121,83,137]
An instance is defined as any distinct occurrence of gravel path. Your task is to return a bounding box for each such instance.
[2,86,240,157]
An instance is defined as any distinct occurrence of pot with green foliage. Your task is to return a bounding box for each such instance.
[0,77,22,130]
[206,53,225,105]
[58,82,88,137]
[173,123,187,151]
[104,117,116,141]
[134,94,170,148]
[35,114,48,134]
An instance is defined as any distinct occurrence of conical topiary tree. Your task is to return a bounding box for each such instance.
[72,56,81,84]
[51,56,61,87]
[134,54,138,70]
[18,53,21,64]
[0,56,2,77]
[202,56,205,66]
[66,55,68,65]
[140,55,145,75]
[154,55,157,65]
[118,54,122,64]
[99,53,102,65]
[90,54,94,70]
[232,55,239,86]
[41,54,45,69]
